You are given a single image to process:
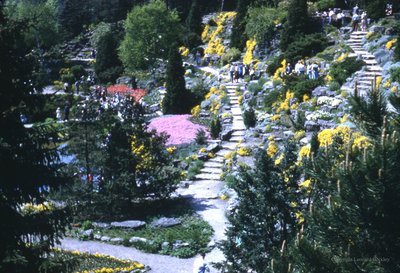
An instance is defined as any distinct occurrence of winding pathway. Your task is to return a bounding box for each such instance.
[59,67,247,272]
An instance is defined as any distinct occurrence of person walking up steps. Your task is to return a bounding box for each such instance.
[352,11,360,32]
[229,64,235,83]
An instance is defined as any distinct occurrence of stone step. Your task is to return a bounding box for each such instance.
[231,108,242,115]
[221,142,243,150]
[366,66,382,72]
[201,167,223,174]
[355,71,381,76]
[176,181,220,199]
[208,156,224,163]
[232,123,246,130]
[203,161,223,168]
[353,50,369,55]
[364,59,378,65]
[233,116,244,121]
[229,96,240,100]
[232,129,245,135]
[230,136,244,142]
[216,149,235,156]
[195,172,221,180]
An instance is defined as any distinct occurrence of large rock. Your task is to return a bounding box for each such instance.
[150,217,181,229]
[173,240,189,249]
[305,120,320,131]
[93,222,111,230]
[129,236,147,243]
[110,237,124,244]
[369,25,385,34]
[110,220,146,230]
[312,86,329,97]
[220,128,233,141]
[206,143,220,153]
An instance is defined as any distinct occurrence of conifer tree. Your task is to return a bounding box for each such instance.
[183,0,203,48]
[217,141,302,272]
[279,0,309,52]
[230,0,251,51]
[163,43,191,114]
[0,7,69,272]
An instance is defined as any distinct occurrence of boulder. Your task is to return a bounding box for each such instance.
[173,240,189,249]
[101,236,111,242]
[110,220,146,230]
[110,237,124,244]
[84,229,94,237]
[150,217,181,229]
[305,120,320,131]
[94,234,102,240]
[312,86,329,97]
[92,222,111,230]
[369,25,385,34]
[220,128,233,141]
[162,242,170,249]
[129,236,147,243]
[206,143,220,153]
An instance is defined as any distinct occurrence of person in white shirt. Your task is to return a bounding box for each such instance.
[295,60,306,75]
[193,252,210,273]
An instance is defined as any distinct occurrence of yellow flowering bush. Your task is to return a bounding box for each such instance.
[166,146,176,153]
[191,105,201,117]
[386,38,398,50]
[366,31,375,39]
[243,38,257,65]
[203,12,236,56]
[318,125,351,147]
[20,202,54,214]
[238,94,244,105]
[336,53,348,63]
[221,112,232,118]
[238,147,252,156]
[274,153,284,165]
[179,46,189,57]
[273,59,286,81]
[267,141,278,157]
[299,145,311,158]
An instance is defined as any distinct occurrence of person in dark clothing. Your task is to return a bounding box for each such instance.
[64,104,70,121]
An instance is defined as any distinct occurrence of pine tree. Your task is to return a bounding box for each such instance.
[289,87,400,272]
[217,141,302,272]
[279,0,309,52]
[183,0,203,48]
[163,43,191,114]
[230,0,251,51]
[0,8,69,272]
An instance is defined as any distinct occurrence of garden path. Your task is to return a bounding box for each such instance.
[345,31,382,96]
[60,73,248,272]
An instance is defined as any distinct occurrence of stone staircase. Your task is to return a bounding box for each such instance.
[177,82,246,199]
[345,31,382,97]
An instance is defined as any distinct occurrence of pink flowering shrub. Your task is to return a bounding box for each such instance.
[148,115,210,145]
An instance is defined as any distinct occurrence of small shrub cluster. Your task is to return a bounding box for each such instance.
[243,108,256,128]
[210,117,222,139]
[284,33,328,64]
[390,67,400,83]
[266,55,284,76]
[330,57,365,85]
[283,74,324,101]
[329,81,341,91]
[221,47,241,65]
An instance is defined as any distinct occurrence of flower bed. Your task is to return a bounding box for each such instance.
[51,248,147,273]
[148,115,209,145]
[107,85,147,102]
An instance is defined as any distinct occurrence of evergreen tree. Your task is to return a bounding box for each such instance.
[0,7,69,272]
[217,142,302,272]
[183,0,203,48]
[230,0,251,51]
[163,43,191,114]
[279,0,309,52]
[94,24,123,84]
[57,0,91,38]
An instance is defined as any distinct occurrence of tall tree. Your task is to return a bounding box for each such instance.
[163,43,191,114]
[279,0,309,52]
[182,0,203,48]
[217,142,302,273]
[230,0,252,51]
[0,5,69,272]
[119,0,180,71]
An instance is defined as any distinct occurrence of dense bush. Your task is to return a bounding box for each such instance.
[284,33,328,64]
[395,39,400,62]
[283,74,323,100]
[329,81,341,91]
[266,54,285,76]
[365,0,386,21]
[248,77,267,95]
[70,65,86,80]
[315,0,335,11]
[221,48,241,65]
[210,117,222,139]
[330,57,365,85]
[243,108,256,128]
[390,67,400,83]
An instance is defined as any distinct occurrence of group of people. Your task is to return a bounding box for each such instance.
[351,4,369,32]
[195,51,211,66]
[229,63,255,83]
[285,60,319,79]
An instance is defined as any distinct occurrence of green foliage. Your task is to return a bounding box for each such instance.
[221,47,241,65]
[330,57,365,85]
[243,108,256,128]
[182,0,202,48]
[119,0,180,70]
[61,73,75,84]
[81,220,93,230]
[195,129,207,145]
[187,160,204,180]
[217,143,301,272]
[245,6,283,48]
[365,0,386,20]
[163,44,191,114]
[389,66,400,83]
[0,12,70,272]
[70,65,86,81]
[57,0,91,38]
[248,77,267,95]
[4,0,60,48]
[283,74,324,101]
[329,81,341,91]
[263,88,281,109]
[210,117,222,139]
[314,0,335,11]
[395,39,400,62]
[95,24,123,84]
[230,0,251,51]
[280,0,309,52]
[266,54,285,76]
[284,33,328,64]
[189,79,209,109]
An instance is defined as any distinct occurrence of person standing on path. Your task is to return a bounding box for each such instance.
[193,253,210,273]
[361,11,368,32]
[352,11,360,32]
[56,107,62,121]
[229,64,235,83]
[64,104,70,121]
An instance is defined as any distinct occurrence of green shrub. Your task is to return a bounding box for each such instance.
[390,67,400,83]
[187,160,204,180]
[61,73,75,84]
[221,47,241,65]
[330,57,365,85]
[284,33,328,64]
[329,81,341,91]
[70,65,86,80]
[81,220,93,230]
[395,39,400,62]
[315,0,335,11]
[283,74,323,101]
[195,129,207,145]
[190,80,209,108]
[98,66,123,84]
[263,89,281,109]
[266,55,285,76]
[210,118,222,139]
[365,1,386,21]
[243,108,256,128]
